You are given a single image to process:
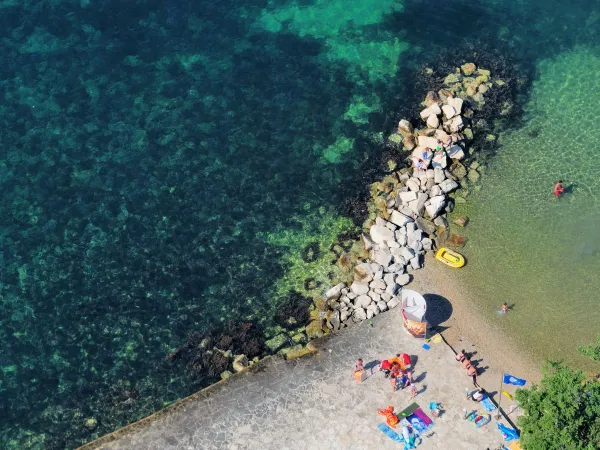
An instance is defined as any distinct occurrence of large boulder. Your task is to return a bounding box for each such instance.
[448,97,464,113]
[448,115,464,132]
[396,273,411,286]
[328,311,341,330]
[431,151,448,169]
[446,233,468,247]
[398,119,414,136]
[406,178,420,192]
[450,162,467,180]
[447,145,465,160]
[325,283,345,300]
[352,308,367,322]
[426,114,440,129]
[390,210,413,227]
[369,278,387,291]
[350,282,370,295]
[398,191,417,204]
[430,185,442,197]
[373,250,392,268]
[424,90,441,106]
[417,136,439,149]
[467,169,480,183]
[442,104,457,120]
[387,296,401,309]
[415,217,436,235]
[354,263,374,283]
[403,135,416,150]
[419,104,442,120]
[454,216,469,227]
[425,195,446,219]
[439,179,459,193]
[415,193,429,216]
[369,225,395,244]
[434,167,445,184]
[354,295,372,309]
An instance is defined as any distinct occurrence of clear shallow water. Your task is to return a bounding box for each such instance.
[1,0,600,447]
[453,47,600,369]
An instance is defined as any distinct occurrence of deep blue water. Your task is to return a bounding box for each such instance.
[0,0,599,447]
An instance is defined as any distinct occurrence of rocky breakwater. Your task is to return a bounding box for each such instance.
[321,63,499,331]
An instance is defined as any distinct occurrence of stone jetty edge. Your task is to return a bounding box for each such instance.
[319,62,501,332]
[81,63,508,448]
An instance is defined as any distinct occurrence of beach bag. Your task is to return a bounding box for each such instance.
[354,370,368,382]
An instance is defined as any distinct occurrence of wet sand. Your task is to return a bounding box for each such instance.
[413,254,541,383]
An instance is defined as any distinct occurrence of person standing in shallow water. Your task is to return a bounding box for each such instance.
[554,180,565,198]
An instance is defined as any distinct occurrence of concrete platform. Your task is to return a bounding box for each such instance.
[82,300,517,450]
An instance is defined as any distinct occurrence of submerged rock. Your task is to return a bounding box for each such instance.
[453,216,469,227]
[446,233,468,247]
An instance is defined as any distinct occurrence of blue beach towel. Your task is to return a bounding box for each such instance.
[378,423,405,443]
[482,397,497,412]
[497,423,520,442]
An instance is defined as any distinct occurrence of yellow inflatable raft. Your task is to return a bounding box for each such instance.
[435,247,465,268]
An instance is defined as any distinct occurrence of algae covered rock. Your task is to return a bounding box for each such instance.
[265,334,288,352]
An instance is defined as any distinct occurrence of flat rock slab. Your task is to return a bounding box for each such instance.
[85,304,512,450]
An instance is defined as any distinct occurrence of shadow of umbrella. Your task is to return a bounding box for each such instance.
[423,294,453,328]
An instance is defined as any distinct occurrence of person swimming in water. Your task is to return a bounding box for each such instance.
[554,180,565,198]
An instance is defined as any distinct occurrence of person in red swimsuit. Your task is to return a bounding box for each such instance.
[554,180,565,198]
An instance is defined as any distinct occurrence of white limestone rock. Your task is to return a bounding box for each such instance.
[442,104,457,119]
[426,114,440,129]
[340,309,351,323]
[401,246,416,261]
[406,178,420,192]
[381,293,393,303]
[387,296,401,309]
[425,195,446,219]
[385,282,400,295]
[416,192,429,216]
[417,136,439,149]
[448,97,464,113]
[431,151,448,169]
[369,225,395,245]
[398,119,414,136]
[434,167,445,184]
[354,294,372,309]
[350,282,370,295]
[369,278,387,291]
[366,308,375,320]
[410,255,423,270]
[377,300,388,312]
[419,103,441,120]
[449,115,464,132]
[430,185,442,197]
[396,273,411,286]
[352,308,367,322]
[368,291,381,303]
[373,250,392,268]
[447,144,465,160]
[383,273,396,287]
[390,210,413,227]
[325,283,345,300]
[422,238,433,252]
[439,178,459,193]
[398,191,417,204]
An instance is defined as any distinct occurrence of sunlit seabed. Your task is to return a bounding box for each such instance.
[452,47,600,370]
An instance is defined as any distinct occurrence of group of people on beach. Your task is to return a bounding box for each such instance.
[354,353,417,397]
[455,349,479,386]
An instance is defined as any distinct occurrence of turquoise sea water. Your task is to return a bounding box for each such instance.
[452,47,600,369]
[0,0,600,447]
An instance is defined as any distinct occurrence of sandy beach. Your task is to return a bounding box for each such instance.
[412,254,541,384]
